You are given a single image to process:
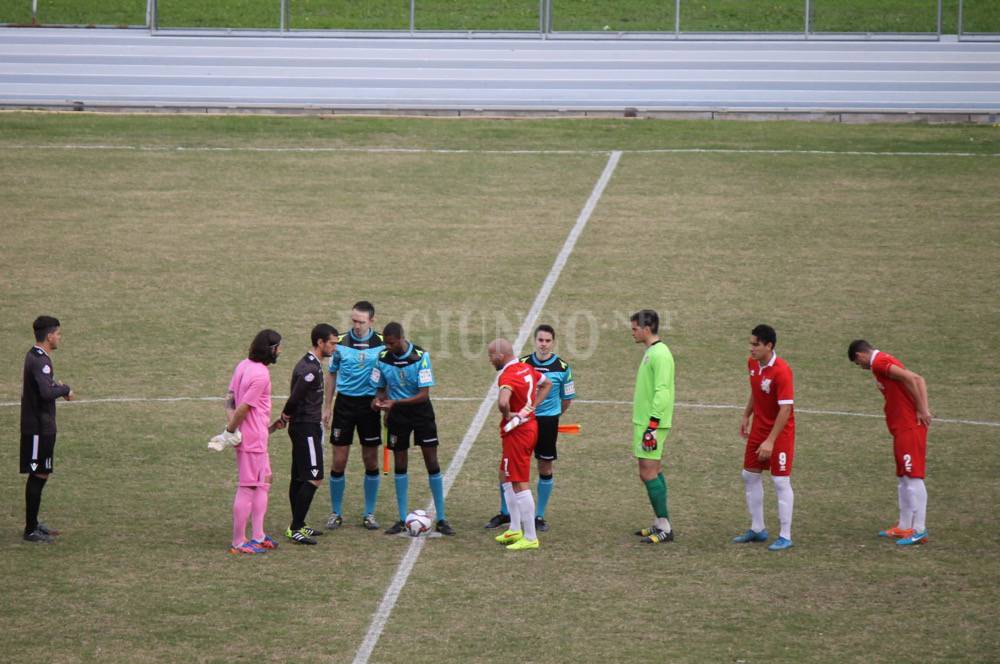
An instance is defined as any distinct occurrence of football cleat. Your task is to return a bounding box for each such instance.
[634,526,657,537]
[22,529,54,544]
[640,528,674,544]
[495,529,523,545]
[896,530,929,546]
[285,528,318,545]
[229,541,265,555]
[325,513,343,530]
[300,526,323,537]
[767,537,794,551]
[484,513,510,530]
[36,522,60,537]
[535,516,550,533]
[384,520,406,535]
[251,535,278,550]
[362,514,380,530]
[878,524,915,539]
[506,537,539,551]
[732,529,769,543]
[436,519,456,536]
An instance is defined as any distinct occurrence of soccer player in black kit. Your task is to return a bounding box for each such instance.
[277,324,339,545]
[20,316,75,543]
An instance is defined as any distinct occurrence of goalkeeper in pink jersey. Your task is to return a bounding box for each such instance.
[223,329,283,555]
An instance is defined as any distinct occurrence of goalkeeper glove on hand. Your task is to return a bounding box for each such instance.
[642,419,659,452]
[208,428,241,451]
[502,415,523,433]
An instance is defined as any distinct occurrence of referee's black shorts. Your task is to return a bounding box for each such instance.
[20,432,56,474]
[288,421,324,482]
[534,415,559,461]
[386,403,438,451]
[331,394,382,447]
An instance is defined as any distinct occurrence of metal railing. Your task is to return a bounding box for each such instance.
[5,0,998,41]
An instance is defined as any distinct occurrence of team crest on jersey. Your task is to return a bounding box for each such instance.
[761,378,772,394]
[304,372,315,383]
[42,365,51,374]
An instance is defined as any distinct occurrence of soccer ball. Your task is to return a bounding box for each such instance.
[405,510,432,537]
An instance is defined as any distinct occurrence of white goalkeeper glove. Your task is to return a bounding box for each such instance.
[208,428,242,452]
[502,406,535,433]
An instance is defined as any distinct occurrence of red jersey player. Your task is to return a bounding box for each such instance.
[849,340,933,546]
[735,324,796,551]
[487,338,551,551]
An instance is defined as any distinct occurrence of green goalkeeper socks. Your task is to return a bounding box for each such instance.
[643,474,670,520]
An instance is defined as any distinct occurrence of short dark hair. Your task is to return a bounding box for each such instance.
[847,339,873,361]
[352,301,375,319]
[311,323,339,347]
[535,324,555,340]
[33,315,60,342]
[751,324,777,348]
[248,329,282,365]
[383,321,404,339]
[630,309,659,334]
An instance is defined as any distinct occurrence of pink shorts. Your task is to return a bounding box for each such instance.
[236,450,272,487]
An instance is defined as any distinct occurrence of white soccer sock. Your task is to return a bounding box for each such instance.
[772,475,794,541]
[516,490,537,541]
[904,476,928,532]
[896,476,913,530]
[741,469,766,532]
[502,482,521,532]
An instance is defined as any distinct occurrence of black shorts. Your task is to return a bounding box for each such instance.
[331,394,382,447]
[386,403,439,451]
[534,416,559,461]
[288,422,324,481]
[20,432,56,474]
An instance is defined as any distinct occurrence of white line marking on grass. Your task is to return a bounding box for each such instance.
[350,150,622,664]
[0,393,996,427]
[3,144,998,158]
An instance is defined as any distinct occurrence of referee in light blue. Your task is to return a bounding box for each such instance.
[485,324,576,532]
[322,301,385,531]
[371,322,454,536]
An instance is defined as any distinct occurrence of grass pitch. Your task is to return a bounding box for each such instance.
[0,113,998,663]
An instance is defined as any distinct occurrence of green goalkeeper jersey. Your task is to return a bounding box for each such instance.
[633,340,675,427]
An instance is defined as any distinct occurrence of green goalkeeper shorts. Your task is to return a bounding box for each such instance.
[632,424,669,460]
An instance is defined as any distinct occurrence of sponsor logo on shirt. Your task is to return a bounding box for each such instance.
[418,369,433,384]
[564,381,576,396]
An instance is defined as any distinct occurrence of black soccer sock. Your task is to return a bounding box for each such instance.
[25,474,46,535]
[291,482,318,531]
[289,477,302,513]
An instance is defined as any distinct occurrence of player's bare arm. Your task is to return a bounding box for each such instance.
[740,394,753,438]
[887,364,933,426]
[757,403,792,461]
[497,386,513,419]
[561,399,571,415]
[227,402,252,433]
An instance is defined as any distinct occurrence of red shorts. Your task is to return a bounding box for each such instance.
[236,449,272,487]
[743,432,794,477]
[499,421,537,483]
[892,426,927,478]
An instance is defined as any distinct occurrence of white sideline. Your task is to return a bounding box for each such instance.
[2,143,999,158]
[0,394,996,427]
[350,150,621,664]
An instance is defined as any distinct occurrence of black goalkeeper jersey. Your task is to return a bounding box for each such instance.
[21,346,71,435]
[282,352,324,423]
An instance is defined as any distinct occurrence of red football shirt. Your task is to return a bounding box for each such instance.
[748,354,795,441]
[497,360,545,433]
[870,350,919,434]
